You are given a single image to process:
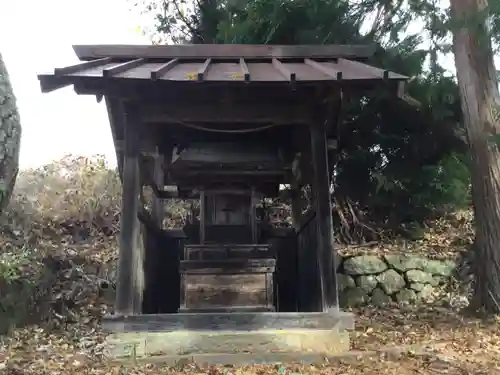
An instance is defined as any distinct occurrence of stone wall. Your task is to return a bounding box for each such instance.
[337,254,456,307]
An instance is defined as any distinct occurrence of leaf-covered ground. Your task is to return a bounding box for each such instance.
[0,157,498,374]
[2,300,499,374]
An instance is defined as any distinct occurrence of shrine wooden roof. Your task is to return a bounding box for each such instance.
[38,44,408,93]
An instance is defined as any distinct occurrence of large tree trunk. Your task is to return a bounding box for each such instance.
[0,53,22,215]
[450,0,500,313]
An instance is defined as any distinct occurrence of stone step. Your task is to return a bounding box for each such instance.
[105,329,350,362]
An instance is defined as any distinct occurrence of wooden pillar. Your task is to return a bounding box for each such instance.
[290,181,302,231]
[310,119,339,313]
[199,190,206,244]
[151,150,164,229]
[115,110,145,316]
[250,188,258,243]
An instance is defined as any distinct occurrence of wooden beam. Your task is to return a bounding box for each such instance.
[103,58,146,77]
[73,44,378,60]
[54,57,112,75]
[115,110,145,316]
[115,139,157,155]
[180,259,276,273]
[200,190,206,245]
[239,58,250,82]
[151,151,164,229]
[197,58,212,81]
[105,97,126,177]
[338,58,407,80]
[168,169,288,177]
[38,74,73,93]
[102,310,355,332]
[310,119,339,313]
[150,59,179,80]
[140,102,311,124]
[397,81,422,107]
[304,59,342,80]
[251,188,258,243]
[272,58,296,82]
[290,181,303,231]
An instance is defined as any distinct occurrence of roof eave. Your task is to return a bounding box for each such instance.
[72,43,380,61]
[38,74,73,93]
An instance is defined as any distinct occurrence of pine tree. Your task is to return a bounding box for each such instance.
[0,53,22,214]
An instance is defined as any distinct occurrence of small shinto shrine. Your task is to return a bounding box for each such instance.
[38,44,408,363]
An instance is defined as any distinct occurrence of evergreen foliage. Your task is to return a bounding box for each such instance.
[134,0,473,241]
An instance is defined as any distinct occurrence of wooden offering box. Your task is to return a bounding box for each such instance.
[179,259,276,312]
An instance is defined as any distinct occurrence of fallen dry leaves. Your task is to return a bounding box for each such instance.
[1,236,498,374]
[0,158,498,374]
[338,210,475,260]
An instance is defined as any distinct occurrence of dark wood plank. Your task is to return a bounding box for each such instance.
[54,57,112,75]
[310,116,339,312]
[178,306,275,313]
[183,273,270,308]
[184,244,271,261]
[181,266,275,275]
[102,310,355,332]
[73,44,378,60]
[140,101,311,124]
[172,142,284,168]
[180,259,276,271]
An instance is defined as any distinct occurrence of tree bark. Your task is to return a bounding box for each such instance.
[0,53,22,215]
[450,0,500,313]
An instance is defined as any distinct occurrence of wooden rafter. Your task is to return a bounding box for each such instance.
[103,58,146,77]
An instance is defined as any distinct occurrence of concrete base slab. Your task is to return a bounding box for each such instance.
[102,311,354,364]
[105,329,350,359]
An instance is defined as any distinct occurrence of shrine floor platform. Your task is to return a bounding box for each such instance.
[102,311,355,364]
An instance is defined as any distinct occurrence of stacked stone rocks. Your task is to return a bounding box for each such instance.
[337,254,456,307]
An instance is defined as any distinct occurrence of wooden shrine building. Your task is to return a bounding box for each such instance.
[39,44,408,363]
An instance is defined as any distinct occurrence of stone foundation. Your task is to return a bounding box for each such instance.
[337,254,456,307]
[103,311,354,364]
